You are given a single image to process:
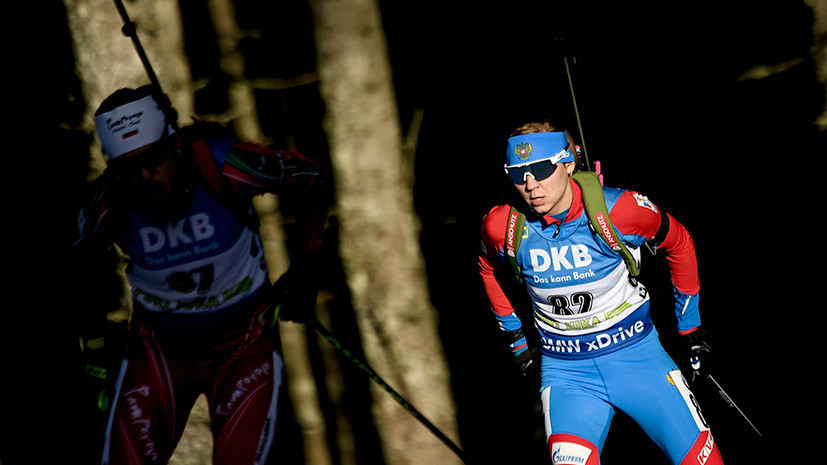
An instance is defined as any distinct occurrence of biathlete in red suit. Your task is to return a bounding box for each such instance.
[73,86,327,465]
[478,122,724,464]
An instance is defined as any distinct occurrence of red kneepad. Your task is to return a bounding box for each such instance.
[548,433,600,465]
[680,431,724,465]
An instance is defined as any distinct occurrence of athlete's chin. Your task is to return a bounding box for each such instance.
[524,198,546,214]
[137,183,168,202]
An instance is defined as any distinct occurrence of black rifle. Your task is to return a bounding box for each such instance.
[111,0,178,131]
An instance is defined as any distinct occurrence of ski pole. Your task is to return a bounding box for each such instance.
[703,373,762,437]
[691,349,762,438]
[312,319,467,463]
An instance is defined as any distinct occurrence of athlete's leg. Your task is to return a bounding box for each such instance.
[600,332,723,465]
[665,370,723,465]
[541,356,614,464]
[102,327,189,465]
[210,338,284,465]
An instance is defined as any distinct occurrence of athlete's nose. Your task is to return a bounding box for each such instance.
[139,167,154,181]
[524,174,539,190]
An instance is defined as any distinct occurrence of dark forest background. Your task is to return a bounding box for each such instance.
[6,0,825,464]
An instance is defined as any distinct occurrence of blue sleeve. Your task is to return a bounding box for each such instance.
[493,311,528,356]
[674,288,701,333]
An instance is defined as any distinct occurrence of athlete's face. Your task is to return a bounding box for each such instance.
[513,161,575,216]
[111,135,178,203]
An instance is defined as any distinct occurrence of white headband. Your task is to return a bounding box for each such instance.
[94,95,176,160]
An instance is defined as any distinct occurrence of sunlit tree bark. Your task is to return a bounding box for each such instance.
[206,0,266,143]
[206,2,341,462]
[307,0,462,464]
[806,0,827,130]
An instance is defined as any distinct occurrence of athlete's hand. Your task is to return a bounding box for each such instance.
[79,320,127,413]
[270,269,318,324]
[514,347,538,378]
[682,328,711,382]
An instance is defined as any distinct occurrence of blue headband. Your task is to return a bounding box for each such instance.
[505,132,574,166]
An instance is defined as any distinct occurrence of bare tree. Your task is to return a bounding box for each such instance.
[307,0,462,464]
[806,0,827,130]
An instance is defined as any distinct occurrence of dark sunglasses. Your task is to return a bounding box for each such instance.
[503,159,558,184]
[110,137,175,178]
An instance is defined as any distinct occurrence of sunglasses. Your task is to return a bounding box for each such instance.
[504,159,558,184]
[110,137,175,178]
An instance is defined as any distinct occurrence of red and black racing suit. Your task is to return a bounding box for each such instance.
[74,124,327,465]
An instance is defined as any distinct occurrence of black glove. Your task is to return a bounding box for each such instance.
[682,328,711,382]
[514,347,538,378]
[269,268,319,324]
[502,328,537,378]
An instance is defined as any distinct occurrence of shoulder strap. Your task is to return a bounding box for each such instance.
[190,138,227,199]
[189,137,261,232]
[571,171,639,276]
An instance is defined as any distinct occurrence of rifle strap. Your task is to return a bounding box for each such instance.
[190,138,227,199]
[189,137,261,232]
[505,206,527,282]
[571,171,639,277]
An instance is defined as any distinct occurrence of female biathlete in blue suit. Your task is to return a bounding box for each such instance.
[478,121,724,465]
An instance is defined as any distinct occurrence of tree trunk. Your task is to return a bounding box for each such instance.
[206,0,266,143]
[307,1,462,464]
[206,2,342,462]
[806,0,827,130]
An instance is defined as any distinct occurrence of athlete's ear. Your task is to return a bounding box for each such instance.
[564,161,576,176]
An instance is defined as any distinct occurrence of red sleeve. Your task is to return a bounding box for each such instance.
[222,142,328,257]
[478,205,517,317]
[657,212,700,294]
[610,191,700,294]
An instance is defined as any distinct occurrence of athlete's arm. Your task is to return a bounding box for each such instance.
[218,141,329,322]
[609,190,701,334]
[479,205,530,359]
[217,142,328,253]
